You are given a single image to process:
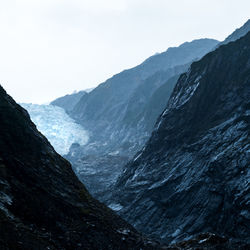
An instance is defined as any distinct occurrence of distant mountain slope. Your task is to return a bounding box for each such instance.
[220,19,250,46]
[113,32,250,246]
[0,85,159,249]
[51,90,86,113]
[123,73,181,134]
[69,39,219,150]
[140,39,219,73]
[71,39,219,145]
[64,39,219,202]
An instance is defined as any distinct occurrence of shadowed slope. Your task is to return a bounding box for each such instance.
[0,85,159,249]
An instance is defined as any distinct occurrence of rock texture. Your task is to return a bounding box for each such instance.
[0,85,160,250]
[113,31,250,247]
[45,20,250,206]
[60,39,219,202]
[67,143,129,201]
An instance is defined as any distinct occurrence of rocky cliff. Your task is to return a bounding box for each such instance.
[113,31,250,247]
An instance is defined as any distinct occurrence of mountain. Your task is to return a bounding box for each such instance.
[0,85,160,249]
[220,19,250,46]
[0,89,239,250]
[60,39,218,202]
[112,32,250,247]
[71,39,219,155]
[51,90,87,113]
[122,73,181,135]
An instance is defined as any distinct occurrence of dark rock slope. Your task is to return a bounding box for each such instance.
[0,85,160,249]
[113,32,250,246]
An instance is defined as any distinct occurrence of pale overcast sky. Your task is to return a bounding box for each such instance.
[0,0,249,103]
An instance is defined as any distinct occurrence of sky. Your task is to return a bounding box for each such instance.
[0,0,249,104]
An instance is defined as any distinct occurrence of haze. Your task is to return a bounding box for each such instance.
[0,0,249,103]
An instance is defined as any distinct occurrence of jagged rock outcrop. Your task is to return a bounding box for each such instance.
[0,85,160,250]
[113,32,250,248]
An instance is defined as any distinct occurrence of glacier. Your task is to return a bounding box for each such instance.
[21,103,89,155]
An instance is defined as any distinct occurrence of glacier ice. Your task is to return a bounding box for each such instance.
[21,103,89,155]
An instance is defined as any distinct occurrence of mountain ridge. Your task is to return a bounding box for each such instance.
[51,90,87,113]
[61,38,219,201]
[220,19,250,46]
[113,31,250,246]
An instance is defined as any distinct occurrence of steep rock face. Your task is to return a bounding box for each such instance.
[0,85,159,249]
[113,32,250,246]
